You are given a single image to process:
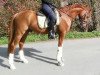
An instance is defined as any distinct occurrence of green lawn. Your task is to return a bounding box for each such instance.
[0,31,100,45]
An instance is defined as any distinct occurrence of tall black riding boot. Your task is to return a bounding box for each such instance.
[48,24,55,39]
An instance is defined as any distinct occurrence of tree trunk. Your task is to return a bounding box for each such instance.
[89,0,97,31]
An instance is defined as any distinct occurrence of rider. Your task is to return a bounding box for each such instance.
[41,0,59,39]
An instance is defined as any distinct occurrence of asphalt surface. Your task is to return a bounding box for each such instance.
[0,38,100,75]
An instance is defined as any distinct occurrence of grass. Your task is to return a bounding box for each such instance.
[0,37,8,45]
[65,31,100,39]
[0,31,100,45]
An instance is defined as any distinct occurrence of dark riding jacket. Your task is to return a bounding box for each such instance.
[41,0,60,7]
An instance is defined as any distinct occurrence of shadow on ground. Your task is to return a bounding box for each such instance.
[0,47,9,69]
[0,46,57,69]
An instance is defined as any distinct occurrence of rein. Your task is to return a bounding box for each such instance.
[58,9,73,20]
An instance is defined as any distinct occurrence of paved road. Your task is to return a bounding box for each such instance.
[0,38,100,75]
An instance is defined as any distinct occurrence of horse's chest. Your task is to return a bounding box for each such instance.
[63,15,71,27]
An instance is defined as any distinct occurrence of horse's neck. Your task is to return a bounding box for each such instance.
[67,8,83,20]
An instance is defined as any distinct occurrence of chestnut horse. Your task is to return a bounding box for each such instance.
[8,4,92,70]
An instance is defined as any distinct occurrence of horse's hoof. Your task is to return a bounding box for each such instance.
[10,65,16,70]
[22,59,28,64]
[57,61,64,66]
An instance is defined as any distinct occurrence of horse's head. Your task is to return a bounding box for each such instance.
[59,4,92,32]
[79,6,92,32]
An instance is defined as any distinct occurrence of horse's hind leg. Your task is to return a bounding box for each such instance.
[8,35,22,70]
[8,41,16,70]
[19,30,29,63]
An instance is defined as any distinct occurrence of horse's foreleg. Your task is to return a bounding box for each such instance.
[19,30,29,64]
[57,32,65,66]
[8,35,22,70]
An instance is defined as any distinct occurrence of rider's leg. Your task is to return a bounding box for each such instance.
[48,16,56,39]
[41,4,56,39]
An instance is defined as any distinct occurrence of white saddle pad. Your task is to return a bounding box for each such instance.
[37,9,60,29]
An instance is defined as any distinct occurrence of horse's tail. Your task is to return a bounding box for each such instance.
[8,13,18,43]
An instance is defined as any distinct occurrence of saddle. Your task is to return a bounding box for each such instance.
[37,9,60,29]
